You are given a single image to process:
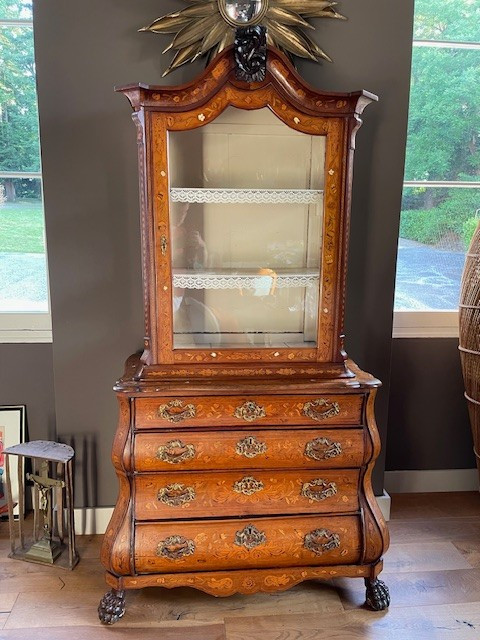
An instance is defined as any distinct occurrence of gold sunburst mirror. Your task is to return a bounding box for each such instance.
[140,0,346,77]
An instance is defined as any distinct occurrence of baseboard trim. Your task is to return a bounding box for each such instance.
[75,493,392,535]
[377,491,391,522]
[74,507,113,536]
[385,468,479,494]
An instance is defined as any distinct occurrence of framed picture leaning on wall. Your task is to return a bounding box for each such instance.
[0,406,26,517]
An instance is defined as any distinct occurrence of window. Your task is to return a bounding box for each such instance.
[393,0,480,337]
[0,1,51,342]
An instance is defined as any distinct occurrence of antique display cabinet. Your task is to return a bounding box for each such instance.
[99,17,390,624]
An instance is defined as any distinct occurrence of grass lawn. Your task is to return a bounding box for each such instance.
[0,200,46,253]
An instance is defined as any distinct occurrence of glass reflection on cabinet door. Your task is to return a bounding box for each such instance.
[168,107,326,350]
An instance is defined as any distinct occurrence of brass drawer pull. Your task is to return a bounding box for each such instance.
[157,535,195,560]
[157,399,196,423]
[234,524,266,550]
[156,439,196,464]
[304,528,340,555]
[304,437,342,461]
[303,399,340,421]
[301,479,337,502]
[158,483,196,507]
[234,401,266,422]
[233,476,264,496]
[236,435,267,458]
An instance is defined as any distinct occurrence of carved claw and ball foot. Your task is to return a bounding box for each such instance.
[98,589,126,625]
[364,578,390,611]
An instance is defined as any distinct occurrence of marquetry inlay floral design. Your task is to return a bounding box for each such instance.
[145,564,370,597]
[138,471,356,516]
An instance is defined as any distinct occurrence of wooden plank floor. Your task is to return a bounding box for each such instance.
[1,492,480,639]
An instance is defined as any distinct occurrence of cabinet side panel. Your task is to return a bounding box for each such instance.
[361,390,390,564]
[100,396,134,576]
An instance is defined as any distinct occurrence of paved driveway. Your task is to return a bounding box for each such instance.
[395,238,466,310]
[0,252,49,312]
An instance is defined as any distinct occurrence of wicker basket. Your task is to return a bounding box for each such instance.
[459,222,480,487]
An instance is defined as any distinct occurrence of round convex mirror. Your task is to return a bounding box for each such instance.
[219,0,268,27]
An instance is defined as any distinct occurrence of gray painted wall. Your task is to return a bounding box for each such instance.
[34,0,414,506]
[386,339,475,471]
[0,344,55,441]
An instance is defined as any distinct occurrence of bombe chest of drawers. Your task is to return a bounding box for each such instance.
[98,44,390,624]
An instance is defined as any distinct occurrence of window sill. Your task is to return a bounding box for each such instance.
[0,314,53,344]
[0,329,53,344]
[393,311,459,338]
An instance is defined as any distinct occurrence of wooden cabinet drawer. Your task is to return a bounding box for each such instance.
[135,514,361,574]
[134,428,365,472]
[134,394,364,429]
[134,469,359,520]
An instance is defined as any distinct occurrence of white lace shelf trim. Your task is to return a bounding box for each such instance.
[170,188,323,205]
[173,273,319,290]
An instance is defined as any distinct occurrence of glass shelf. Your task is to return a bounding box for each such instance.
[173,269,319,290]
[170,188,324,205]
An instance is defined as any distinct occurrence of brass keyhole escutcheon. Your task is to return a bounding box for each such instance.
[236,435,267,458]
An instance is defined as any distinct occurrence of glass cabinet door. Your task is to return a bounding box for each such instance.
[168,107,326,350]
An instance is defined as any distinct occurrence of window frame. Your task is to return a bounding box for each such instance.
[0,16,52,344]
[393,35,480,339]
